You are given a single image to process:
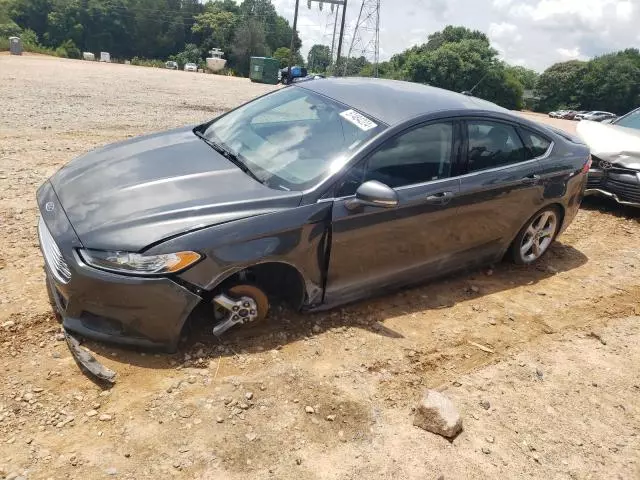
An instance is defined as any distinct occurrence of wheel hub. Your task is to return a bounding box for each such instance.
[520,210,558,262]
[211,285,268,336]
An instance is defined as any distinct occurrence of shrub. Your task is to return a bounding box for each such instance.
[57,39,81,59]
[130,57,165,68]
[24,42,56,55]
[0,21,21,38]
[19,29,38,46]
[221,67,237,76]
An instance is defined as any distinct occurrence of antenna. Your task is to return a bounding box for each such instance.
[343,0,381,77]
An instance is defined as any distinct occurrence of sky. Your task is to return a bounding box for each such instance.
[268,0,640,72]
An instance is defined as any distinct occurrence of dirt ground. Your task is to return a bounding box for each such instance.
[1,56,639,480]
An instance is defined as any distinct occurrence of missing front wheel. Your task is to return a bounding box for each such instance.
[211,284,269,336]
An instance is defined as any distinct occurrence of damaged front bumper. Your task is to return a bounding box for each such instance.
[64,329,117,384]
[585,164,640,207]
[38,181,203,353]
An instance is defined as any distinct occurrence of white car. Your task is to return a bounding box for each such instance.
[577,107,640,207]
[184,63,198,72]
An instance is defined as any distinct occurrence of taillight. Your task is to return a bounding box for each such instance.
[581,155,592,174]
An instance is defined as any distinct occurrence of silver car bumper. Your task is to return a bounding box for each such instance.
[584,188,640,207]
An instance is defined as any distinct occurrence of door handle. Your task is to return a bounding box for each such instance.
[520,174,540,185]
[425,191,454,205]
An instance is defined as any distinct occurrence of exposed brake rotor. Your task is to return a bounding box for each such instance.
[212,284,269,336]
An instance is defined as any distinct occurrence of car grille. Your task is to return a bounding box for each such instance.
[38,216,71,283]
[604,178,640,203]
[586,176,602,188]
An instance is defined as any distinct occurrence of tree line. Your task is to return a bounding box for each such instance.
[307,26,638,113]
[2,0,638,114]
[0,0,301,75]
[304,26,537,110]
[535,50,640,115]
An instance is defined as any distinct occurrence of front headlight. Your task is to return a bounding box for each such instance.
[78,249,201,276]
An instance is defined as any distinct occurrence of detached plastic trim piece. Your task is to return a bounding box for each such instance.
[64,329,116,385]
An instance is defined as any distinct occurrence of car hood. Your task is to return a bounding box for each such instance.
[576,121,640,170]
[49,126,302,251]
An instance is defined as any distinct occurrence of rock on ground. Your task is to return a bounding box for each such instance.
[413,389,463,438]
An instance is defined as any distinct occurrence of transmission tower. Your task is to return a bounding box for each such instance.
[344,0,380,76]
[304,0,349,72]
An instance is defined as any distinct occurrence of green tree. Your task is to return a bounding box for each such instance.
[0,19,20,37]
[338,55,371,76]
[505,65,539,90]
[8,0,51,38]
[424,25,490,52]
[535,60,588,111]
[385,26,524,109]
[55,38,80,58]
[4,0,303,77]
[0,0,21,37]
[231,17,267,75]
[579,49,640,114]
[191,9,237,54]
[174,42,201,67]
[273,46,303,68]
[240,0,300,56]
[272,46,289,68]
[307,44,330,72]
[43,0,83,47]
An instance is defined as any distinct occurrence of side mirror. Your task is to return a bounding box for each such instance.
[345,180,399,211]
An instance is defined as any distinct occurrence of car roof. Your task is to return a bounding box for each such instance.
[296,77,509,126]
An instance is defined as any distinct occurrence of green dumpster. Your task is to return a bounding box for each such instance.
[249,57,280,85]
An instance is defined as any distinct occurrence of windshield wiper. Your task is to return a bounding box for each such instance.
[194,130,264,185]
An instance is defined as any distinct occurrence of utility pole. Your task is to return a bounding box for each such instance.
[296,1,348,76]
[344,0,363,75]
[329,4,339,65]
[335,0,348,76]
[287,0,301,82]
[374,0,380,77]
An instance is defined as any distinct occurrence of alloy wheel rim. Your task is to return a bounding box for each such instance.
[520,211,557,262]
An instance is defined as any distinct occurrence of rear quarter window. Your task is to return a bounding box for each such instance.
[520,129,552,158]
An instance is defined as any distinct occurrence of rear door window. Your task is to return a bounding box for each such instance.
[466,121,528,173]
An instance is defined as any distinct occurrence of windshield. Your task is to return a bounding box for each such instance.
[614,108,640,130]
[201,86,384,190]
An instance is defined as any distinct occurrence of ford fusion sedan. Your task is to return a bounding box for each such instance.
[577,106,640,207]
[37,78,591,351]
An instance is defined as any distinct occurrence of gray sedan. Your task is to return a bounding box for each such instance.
[37,78,590,351]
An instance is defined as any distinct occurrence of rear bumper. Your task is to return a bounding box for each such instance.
[38,181,202,351]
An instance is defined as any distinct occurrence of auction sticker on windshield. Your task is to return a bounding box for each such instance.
[340,109,378,131]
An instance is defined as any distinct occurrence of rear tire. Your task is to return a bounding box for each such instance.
[510,206,561,265]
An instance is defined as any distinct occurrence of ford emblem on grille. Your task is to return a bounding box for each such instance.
[45,202,55,212]
[599,160,612,170]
